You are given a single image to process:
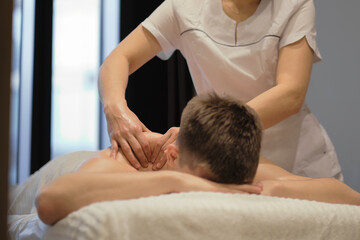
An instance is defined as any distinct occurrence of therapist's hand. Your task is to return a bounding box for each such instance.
[151,127,179,170]
[104,103,151,169]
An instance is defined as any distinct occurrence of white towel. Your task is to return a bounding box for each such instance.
[8,151,360,240]
[44,192,360,240]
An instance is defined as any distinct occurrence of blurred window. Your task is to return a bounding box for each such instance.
[9,0,23,185]
[51,0,101,158]
[9,0,119,183]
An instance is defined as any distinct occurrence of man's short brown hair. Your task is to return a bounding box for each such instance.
[177,93,262,184]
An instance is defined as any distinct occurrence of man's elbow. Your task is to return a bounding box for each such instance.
[36,188,62,225]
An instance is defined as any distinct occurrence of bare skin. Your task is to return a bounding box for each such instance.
[36,133,360,226]
[222,0,261,23]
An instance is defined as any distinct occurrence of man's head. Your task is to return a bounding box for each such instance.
[166,93,262,184]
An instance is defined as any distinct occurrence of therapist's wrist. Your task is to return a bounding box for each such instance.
[103,100,128,113]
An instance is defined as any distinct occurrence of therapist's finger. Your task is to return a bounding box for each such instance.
[110,139,118,159]
[119,139,141,169]
[153,147,166,170]
[153,154,167,170]
[140,121,151,132]
[150,137,165,164]
[135,132,151,161]
[151,134,170,167]
[151,127,178,164]
[152,144,170,170]
[127,135,148,168]
[153,136,177,169]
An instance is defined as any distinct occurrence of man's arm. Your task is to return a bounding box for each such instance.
[255,157,360,205]
[36,152,261,225]
[260,177,360,205]
[36,170,180,225]
[36,152,173,225]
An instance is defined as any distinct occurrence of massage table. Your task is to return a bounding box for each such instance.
[8,151,360,240]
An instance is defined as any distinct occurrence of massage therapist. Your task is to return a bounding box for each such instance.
[99,0,343,180]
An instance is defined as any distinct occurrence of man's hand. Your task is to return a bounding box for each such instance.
[105,103,151,169]
[179,172,263,195]
[210,182,263,195]
[258,180,282,197]
[151,127,179,170]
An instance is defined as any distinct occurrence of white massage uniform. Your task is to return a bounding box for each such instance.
[142,0,343,179]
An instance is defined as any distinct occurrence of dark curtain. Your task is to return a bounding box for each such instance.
[121,0,195,134]
[31,0,53,173]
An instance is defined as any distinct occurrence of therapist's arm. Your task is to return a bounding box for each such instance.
[247,37,313,129]
[99,25,162,167]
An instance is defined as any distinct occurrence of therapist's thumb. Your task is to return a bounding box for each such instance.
[110,139,118,159]
[140,121,150,132]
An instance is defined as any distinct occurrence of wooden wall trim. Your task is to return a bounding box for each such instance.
[0,0,13,238]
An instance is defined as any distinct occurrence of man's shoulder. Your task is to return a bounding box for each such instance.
[77,149,137,173]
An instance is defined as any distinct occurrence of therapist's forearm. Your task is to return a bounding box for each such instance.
[248,37,313,129]
[247,83,307,129]
[99,25,162,108]
[99,53,129,107]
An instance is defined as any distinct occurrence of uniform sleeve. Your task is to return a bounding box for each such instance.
[141,0,180,60]
[279,0,322,63]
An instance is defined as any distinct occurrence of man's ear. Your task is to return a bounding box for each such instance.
[166,144,179,167]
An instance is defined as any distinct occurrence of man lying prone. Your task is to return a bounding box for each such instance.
[36,93,360,225]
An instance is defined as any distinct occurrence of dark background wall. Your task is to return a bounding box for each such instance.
[0,0,12,238]
[121,0,169,132]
